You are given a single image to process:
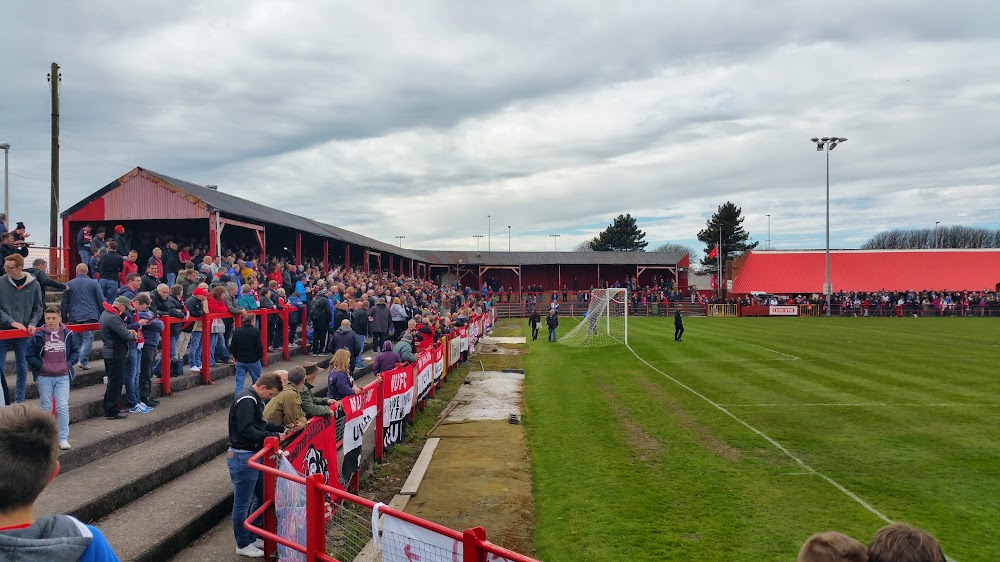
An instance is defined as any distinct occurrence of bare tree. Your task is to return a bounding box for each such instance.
[653,242,695,257]
[572,239,594,252]
[861,226,1000,249]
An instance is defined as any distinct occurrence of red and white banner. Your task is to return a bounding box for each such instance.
[457,326,469,353]
[769,305,799,316]
[380,512,517,562]
[340,383,378,484]
[382,364,414,450]
[432,343,444,383]
[415,350,434,402]
[283,416,343,492]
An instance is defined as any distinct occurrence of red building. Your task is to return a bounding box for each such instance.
[731,249,1000,294]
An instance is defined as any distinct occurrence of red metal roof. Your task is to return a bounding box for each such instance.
[731,250,1000,294]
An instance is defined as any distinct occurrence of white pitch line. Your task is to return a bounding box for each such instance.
[703,335,802,359]
[649,357,800,364]
[626,343,892,524]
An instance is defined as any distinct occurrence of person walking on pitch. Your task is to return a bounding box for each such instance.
[674,309,684,342]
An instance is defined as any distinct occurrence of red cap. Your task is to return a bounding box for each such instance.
[114,225,125,234]
[193,287,209,297]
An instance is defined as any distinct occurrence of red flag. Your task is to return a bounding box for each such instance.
[708,245,718,259]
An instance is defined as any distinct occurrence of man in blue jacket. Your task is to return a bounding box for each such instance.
[0,405,120,560]
[61,263,105,371]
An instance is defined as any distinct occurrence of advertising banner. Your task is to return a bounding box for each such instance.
[339,383,378,484]
[284,416,341,491]
[381,364,413,450]
[448,334,461,367]
[432,343,445,383]
[415,350,434,402]
[769,305,799,316]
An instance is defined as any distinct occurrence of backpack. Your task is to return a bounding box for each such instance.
[310,296,329,322]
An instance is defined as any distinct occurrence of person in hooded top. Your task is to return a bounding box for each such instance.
[0,405,120,561]
[371,340,401,374]
[26,306,81,449]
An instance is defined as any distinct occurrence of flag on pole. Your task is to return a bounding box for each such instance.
[708,245,719,259]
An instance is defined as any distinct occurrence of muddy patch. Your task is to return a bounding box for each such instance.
[635,378,743,462]
[477,344,529,355]
[597,378,662,461]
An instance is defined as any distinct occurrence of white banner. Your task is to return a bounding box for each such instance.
[382,365,413,450]
[380,511,460,561]
[448,336,461,367]
[415,351,434,401]
[341,385,377,483]
[769,305,799,316]
[433,344,444,383]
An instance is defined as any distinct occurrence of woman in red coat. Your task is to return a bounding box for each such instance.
[208,286,233,365]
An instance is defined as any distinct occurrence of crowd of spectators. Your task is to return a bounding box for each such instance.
[735,289,1000,316]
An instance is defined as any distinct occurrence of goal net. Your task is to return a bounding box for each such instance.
[559,288,628,348]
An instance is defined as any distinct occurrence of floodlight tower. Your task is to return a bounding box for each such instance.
[810,136,848,316]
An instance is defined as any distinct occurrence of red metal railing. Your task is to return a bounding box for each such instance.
[247,436,539,562]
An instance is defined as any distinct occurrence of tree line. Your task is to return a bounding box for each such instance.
[861,226,1000,249]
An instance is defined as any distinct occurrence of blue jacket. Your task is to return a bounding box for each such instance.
[0,515,119,561]
[27,324,81,381]
[62,274,105,323]
[136,309,165,348]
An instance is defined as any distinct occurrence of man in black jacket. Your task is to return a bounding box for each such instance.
[331,319,360,373]
[309,291,332,356]
[98,240,124,303]
[227,372,286,557]
[0,232,28,261]
[163,241,181,287]
[230,313,264,397]
[528,310,541,341]
[25,259,65,302]
[350,300,369,370]
[100,296,137,419]
[139,263,160,294]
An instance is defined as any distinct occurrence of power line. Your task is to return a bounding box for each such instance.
[60,141,132,169]
[8,172,49,183]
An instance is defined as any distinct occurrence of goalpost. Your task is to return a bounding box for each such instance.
[559,288,628,347]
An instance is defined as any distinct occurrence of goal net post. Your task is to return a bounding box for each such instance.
[559,288,628,348]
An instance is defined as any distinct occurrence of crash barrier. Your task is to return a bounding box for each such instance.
[244,308,531,562]
[494,300,707,318]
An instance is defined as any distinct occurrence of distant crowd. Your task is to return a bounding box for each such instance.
[739,289,1000,314]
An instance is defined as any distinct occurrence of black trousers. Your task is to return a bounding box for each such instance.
[312,325,329,354]
[675,325,684,341]
[392,320,407,343]
[139,344,157,403]
[531,325,539,340]
[372,332,387,352]
[103,354,128,416]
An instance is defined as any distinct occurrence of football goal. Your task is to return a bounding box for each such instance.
[559,288,628,347]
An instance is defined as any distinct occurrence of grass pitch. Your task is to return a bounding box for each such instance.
[523,317,999,561]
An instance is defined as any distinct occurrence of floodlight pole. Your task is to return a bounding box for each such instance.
[766,214,771,250]
[934,221,940,249]
[0,143,9,221]
[473,235,483,251]
[487,215,491,251]
[812,136,847,317]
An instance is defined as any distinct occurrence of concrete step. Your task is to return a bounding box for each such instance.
[168,515,246,562]
[36,409,231,523]
[95,455,234,562]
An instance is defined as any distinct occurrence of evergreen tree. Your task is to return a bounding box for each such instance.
[591,214,648,252]
[697,202,758,273]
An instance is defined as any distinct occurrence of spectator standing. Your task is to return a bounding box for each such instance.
[208,286,232,366]
[185,287,208,373]
[61,263,104,372]
[351,300,369,370]
[115,273,141,301]
[327,349,359,401]
[227,372,285,558]
[147,247,165,282]
[0,254,44,404]
[119,250,139,285]
[262,368,307,428]
[309,290,332,356]
[163,241,181,286]
[0,405,121,559]
[369,297,390,351]
[389,297,407,343]
[0,232,28,261]
[230,313,264,397]
[25,258,65,302]
[134,294,164,408]
[100,296,137,420]
[26,306,81,449]
[139,264,160,293]
[169,285,191,363]
[112,225,130,256]
[546,309,559,342]
[76,224,93,267]
[90,227,107,256]
[179,267,200,298]
[331,319,360,372]
[98,241,123,302]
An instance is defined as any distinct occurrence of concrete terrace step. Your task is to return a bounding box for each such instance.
[169,515,245,562]
[95,455,234,562]
[36,409,231,524]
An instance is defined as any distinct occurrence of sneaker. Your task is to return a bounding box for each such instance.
[144,398,160,407]
[59,440,71,450]
[190,366,201,373]
[235,544,264,558]
[253,538,264,548]
[77,363,91,370]
[106,411,128,420]
[129,404,151,414]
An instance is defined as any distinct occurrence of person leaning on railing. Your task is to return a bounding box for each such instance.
[0,253,45,405]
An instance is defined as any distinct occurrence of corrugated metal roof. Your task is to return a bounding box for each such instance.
[731,249,1000,293]
[409,250,686,266]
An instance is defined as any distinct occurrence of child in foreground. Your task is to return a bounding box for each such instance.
[0,404,120,560]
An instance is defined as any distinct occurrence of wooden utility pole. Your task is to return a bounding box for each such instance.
[49,62,60,250]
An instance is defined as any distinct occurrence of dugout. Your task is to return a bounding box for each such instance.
[61,167,428,276]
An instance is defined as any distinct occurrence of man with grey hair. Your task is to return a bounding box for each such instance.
[61,263,105,372]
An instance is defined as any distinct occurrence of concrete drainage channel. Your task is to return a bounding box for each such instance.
[355,331,535,558]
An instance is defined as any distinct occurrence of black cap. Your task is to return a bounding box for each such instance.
[15,222,25,229]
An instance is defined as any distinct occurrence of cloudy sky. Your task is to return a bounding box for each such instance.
[2,1,998,256]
